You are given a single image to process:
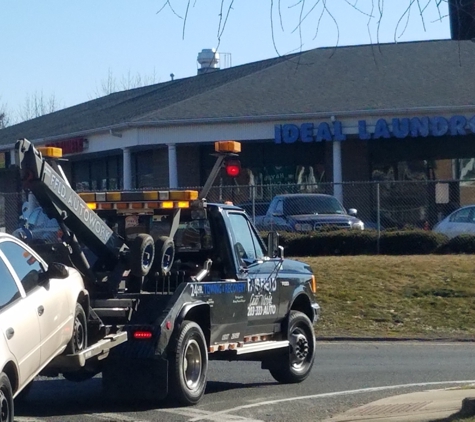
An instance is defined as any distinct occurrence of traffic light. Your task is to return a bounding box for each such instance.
[225,159,241,177]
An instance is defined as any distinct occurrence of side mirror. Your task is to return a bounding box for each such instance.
[348,208,358,216]
[46,262,69,280]
[267,231,283,258]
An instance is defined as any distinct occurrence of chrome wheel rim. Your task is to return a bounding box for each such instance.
[183,339,202,390]
[290,329,310,371]
[74,316,85,351]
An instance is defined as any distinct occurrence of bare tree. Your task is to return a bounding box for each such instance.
[0,99,11,129]
[19,91,60,122]
[157,1,451,54]
[93,68,159,97]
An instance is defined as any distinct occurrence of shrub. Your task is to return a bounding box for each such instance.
[438,234,475,254]
[379,230,447,255]
[259,229,453,256]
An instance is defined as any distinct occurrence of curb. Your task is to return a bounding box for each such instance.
[316,336,475,342]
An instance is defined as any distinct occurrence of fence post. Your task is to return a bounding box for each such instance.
[251,185,256,224]
[376,182,381,255]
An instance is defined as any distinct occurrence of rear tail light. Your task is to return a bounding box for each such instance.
[133,330,153,340]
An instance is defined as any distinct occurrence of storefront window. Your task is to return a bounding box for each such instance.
[133,151,155,189]
[72,155,122,191]
[91,161,106,190]
[73,163,90,192]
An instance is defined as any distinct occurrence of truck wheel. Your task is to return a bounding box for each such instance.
[66,303,87,354]
[130,234,155,277]
[169,321,208,405]
[153,236,175,275]
[0,372,13,422]
[269,311,315,384]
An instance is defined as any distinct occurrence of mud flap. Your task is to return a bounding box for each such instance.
[102,356,169,401]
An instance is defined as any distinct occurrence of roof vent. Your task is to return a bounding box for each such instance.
[197,48,220,75]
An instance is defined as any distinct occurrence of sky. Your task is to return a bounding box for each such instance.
[1,1,451,124]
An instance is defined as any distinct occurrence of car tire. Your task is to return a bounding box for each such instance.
[169,321,208,406]
[0,372,13,422]
[130,234,155,277]
[268,310,315,384]
[66,303,88,354]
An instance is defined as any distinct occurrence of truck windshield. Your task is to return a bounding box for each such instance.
[175,220,213,252]
[283,196,345,215]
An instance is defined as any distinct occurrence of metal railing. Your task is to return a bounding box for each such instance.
[193,180,468,232]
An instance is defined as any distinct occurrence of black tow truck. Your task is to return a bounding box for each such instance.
[15,138,320,405]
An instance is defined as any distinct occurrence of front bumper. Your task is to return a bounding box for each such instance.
[312,302,321,323]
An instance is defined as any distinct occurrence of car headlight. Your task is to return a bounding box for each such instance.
[295,223,313,231]
[352,221,365,230]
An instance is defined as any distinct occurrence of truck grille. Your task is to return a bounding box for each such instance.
[313,222,351,230]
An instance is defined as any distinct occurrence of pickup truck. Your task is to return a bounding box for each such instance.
[255,193,364,232]
[11,139,320,409]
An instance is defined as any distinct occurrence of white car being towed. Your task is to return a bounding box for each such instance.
[0,233,88,421]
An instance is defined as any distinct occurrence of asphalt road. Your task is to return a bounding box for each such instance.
[15,341,475,422]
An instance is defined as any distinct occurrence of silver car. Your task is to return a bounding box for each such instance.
[433,205,475,239]
[0,233,88,420]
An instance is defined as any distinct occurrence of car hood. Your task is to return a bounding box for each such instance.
[281,258,313,274]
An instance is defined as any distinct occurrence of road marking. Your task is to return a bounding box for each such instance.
[15,418,44,422]
[188,380,475,421]
[162,407,263,421]
[88,413,149,421]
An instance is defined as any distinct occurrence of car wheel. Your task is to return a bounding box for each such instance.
[169,321,208,406]
[66,303,88,354]
[0,372,13,422]
[269,310,315,384]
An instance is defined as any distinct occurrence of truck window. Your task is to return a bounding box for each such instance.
[227,213,264,263]
[175,220,213,251]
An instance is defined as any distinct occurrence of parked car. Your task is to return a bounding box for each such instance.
[237,201,271,219]
[254,193,364,232]
[0,233,88,419]
[433,205,475,239]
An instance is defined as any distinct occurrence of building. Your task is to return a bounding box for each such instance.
[2,39,475,227]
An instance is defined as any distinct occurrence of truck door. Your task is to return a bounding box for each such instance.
[225,212,281,333]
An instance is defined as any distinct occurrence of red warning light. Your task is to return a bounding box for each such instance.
[225,159,241,177]
[133,330,153,340]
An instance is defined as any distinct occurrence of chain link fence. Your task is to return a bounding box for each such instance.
[0,192,25,234]
[194,180,469,232]
[2,180,474,243]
